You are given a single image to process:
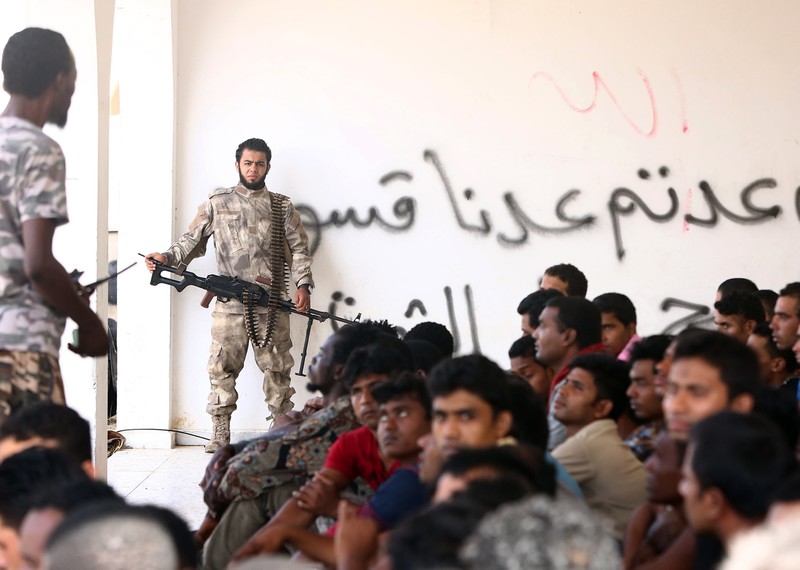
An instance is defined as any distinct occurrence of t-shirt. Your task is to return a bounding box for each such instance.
[324,425,398,490]
[0,117,69,357]
[358,465,428,531]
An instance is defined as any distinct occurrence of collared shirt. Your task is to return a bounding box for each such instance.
[552,419,648,541]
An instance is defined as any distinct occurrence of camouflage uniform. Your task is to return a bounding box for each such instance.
[0,117,70,422]
[163,183,313,417]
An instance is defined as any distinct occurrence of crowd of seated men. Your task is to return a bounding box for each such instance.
[1,263,798,570]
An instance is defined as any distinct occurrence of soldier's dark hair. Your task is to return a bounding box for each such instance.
[0,402,91,465]
[543,263,588,298]
[404,321,454,358]
[427,355,510,417]
[714,291,765,323]
[717,277,758,299]
[372,371,432,420]
[568,353,631,421]
[2,28,73,98]
[235,138,272,163]
[592,292,637,326]
[516,288,564,329]
[544,296,602,349]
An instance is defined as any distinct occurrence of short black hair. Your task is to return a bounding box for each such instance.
[568,352,631,421]
[372,371,432,419]
[0,403,91,465]
[235,138,272,163]
[628,335,673,367]
[508,335,537,359]
[405,339,444,375]
[516,289,564,328]
[717,277,758,299]
[438,445,556,498]
[404,321,454,358]
[2,27,73,98]
[30,479,123,513]
[343,336,414,389]
[543,263,588,297]
[592,292,637,326]
[544,296,602,349]
[504,374,549,450]
[690,411,792,518]
[0,447,88,530]
[713,291,765,323]
[672,330,760,401]
[332,320,397,367]
[778,282,800,317]
[427,355,510,417]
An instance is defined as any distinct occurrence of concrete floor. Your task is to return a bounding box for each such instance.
[106,445,210,530]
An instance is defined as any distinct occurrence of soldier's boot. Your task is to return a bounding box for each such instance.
[204,414,231,453]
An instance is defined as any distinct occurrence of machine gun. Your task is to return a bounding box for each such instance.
[144,256,360,376]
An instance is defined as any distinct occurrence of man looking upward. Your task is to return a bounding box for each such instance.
[146,138,314,451]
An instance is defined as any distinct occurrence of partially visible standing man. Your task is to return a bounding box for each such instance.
[146,138,313,452]
[0,28,108,424]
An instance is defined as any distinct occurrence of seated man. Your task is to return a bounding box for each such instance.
[532,296,604,449]
[403,321,454,359]
[232,372,432,567]
[0,402,93,476]
[508,335,551,399]
[714,278,757,303]
[625,335,672,461]
[747,322,797,388]
[539,263,589,298]
[199,322,408,569]
[212,342,402,564]
[0,447,89,569]
[713,291,765,344]
[516,288,564,336]
[679,412,792,558]
[592,292,640,360]
[551,353,647,541]
[662,330,758,443]
[623,433,694,569]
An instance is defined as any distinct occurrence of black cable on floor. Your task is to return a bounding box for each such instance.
[114,428,210,441]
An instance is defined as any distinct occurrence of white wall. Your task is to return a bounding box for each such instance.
[8,1,798,447]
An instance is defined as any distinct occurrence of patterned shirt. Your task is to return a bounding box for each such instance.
[217,395,360,503]
[0,117,69,357]
[163,183,313,313]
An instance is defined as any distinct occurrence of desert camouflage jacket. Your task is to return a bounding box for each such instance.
[163,184,313,314]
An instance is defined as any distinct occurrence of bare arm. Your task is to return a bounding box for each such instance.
[22,218,107,357]
[630,527,695,570]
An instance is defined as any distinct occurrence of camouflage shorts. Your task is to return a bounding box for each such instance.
[0,350,65,425]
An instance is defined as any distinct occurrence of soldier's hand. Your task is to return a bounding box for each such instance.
[144,252,167,272]
[294,287,310,313]
[67,317,109,357]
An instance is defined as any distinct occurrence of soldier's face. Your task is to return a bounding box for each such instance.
[236,149,269,190]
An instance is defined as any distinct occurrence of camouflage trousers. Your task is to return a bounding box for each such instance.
[207,309,295,418]
[0,350,65,425]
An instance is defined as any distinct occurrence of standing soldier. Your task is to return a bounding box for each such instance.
[0,28,108,424]
[146,138,313,452]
